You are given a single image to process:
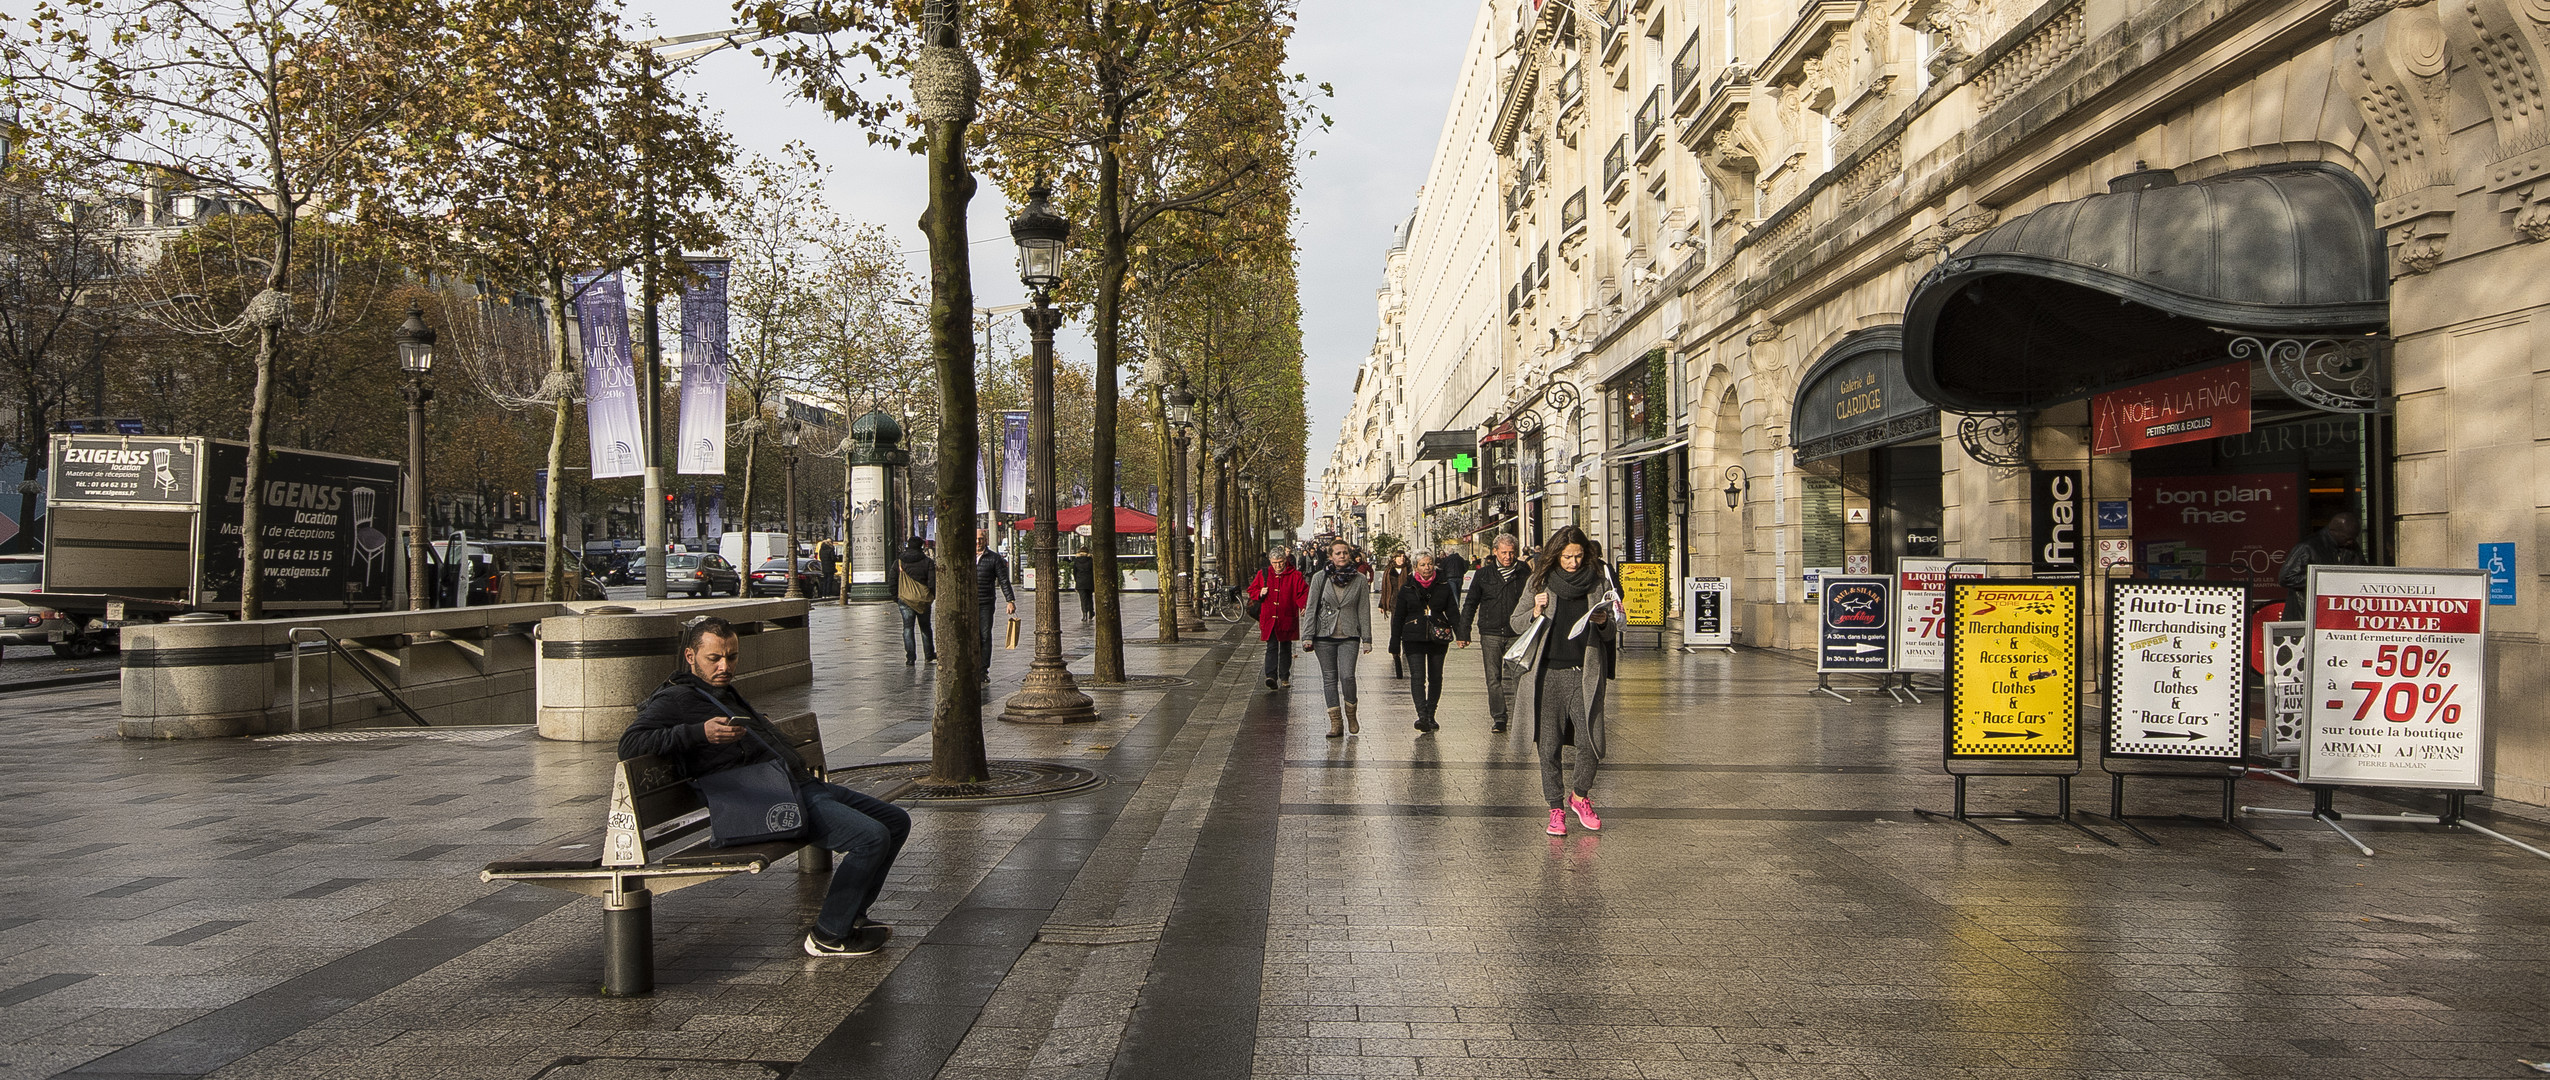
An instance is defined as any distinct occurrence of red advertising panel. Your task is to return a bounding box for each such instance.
[2092,362,2252,454]
[2132,472,2297,584]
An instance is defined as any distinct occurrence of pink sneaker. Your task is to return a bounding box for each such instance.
[1569,794,1602,831]
[1544,808,1567,835]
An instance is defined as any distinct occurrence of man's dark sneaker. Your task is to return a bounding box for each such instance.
[1264,677,1278,690]
[1491,720,1509,733]
[804,923,890,957]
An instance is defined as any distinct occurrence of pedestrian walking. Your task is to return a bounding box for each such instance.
[1458,534,1530,732]
[1070,549,1095,622]
[1246,547,1310,690]
[973,530,1015,684]
[1379,552,1411,678]
[1508,525,1616,835]
[1300,539,1373,736]
[1438,547,1471,591]
[896,537,936,666]
[1391,551,1463,732]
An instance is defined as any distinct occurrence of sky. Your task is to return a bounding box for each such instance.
[625,0,1484,503]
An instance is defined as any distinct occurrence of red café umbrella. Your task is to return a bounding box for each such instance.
[1015,503,1184,534]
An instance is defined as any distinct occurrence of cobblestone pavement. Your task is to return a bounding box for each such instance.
[2,600,2548,1079]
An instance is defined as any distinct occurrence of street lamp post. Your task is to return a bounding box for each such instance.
[1001,184,1097,725]
[397,303,437,610]
[1165,385,1205,633]
[781,415,804,600]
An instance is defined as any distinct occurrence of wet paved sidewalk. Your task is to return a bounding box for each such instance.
[1,602,2548,1080]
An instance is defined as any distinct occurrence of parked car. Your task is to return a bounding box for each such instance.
[666,553,742,598]
[747,557,831,598]
[0,555,87,658]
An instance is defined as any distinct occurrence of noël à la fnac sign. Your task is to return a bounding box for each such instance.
[2091,361,2252,454]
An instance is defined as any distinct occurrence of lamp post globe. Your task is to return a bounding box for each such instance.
[1003,182,1095,724]
[397,302,436,610]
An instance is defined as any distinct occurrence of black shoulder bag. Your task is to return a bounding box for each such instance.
[684,687,811,847]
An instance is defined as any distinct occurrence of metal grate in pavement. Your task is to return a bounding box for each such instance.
[253,726,532,744]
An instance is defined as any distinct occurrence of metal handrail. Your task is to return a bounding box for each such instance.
[289,626,430,731]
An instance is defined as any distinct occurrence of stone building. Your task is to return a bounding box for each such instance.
[1327,0,2550,802]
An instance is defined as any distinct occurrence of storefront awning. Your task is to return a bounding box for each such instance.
[1903,164,2387,413]
[1791,326,1939,463]
[1604,438,1688,465]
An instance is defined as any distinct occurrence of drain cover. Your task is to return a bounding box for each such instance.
[255,726,530,744]
[1076,674,1192,690]
[829,759,1106,804]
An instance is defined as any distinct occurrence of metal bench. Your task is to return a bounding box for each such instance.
[480,711,909,995]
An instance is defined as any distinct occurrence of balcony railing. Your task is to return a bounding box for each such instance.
[1561,188,1588,233]
[1558,63,1583,106]
[1603,135,1629,193]
[1634,87,1665,156]
[1599,0,1629,63]
[1671,30,1705,113]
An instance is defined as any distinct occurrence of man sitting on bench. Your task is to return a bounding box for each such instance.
[618,616,911,957]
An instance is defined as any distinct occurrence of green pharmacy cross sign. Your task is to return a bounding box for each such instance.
[1451,453,1474,473]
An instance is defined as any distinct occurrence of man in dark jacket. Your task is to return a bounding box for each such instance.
[975,530,1016,681]
[1459,535,1530,731]
[1071,550,1095,621]
[2279,509,2363,612]
[1438,547,1471,590]
[617,616,910,957]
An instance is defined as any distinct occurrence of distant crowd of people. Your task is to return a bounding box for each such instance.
[1245,531,1617,836]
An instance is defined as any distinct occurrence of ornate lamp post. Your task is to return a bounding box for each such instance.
[1165,385,1206,633]
[781,414,804,600]
[1002,184,1097,724]
[396,303,436,610]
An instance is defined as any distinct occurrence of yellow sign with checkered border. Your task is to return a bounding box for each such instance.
[1944,581,2080,758]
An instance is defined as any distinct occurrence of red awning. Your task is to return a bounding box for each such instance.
[1016,504,1176,533]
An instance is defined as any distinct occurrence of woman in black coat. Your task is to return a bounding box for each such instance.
[896,537,936,665]
[1390,551,1466,732]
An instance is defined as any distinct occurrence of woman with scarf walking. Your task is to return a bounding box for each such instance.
[1245,548,1310,690]
[1507,525,1615,834]
[1391,551,1464,732]
[895,537,936,666]
[1299,539,1373,736]
[1378,552,1412,678]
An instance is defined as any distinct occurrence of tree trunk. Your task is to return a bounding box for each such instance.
[1152,390,1175,641]
[239,320,279,620]
[738,434,757,572]
[543,269,571,601]
[923,89,988,785]
[840,451,854,606]
[1088,134,1127,680]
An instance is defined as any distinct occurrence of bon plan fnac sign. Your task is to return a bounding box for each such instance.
[2301,566,2488,790]
[2133,473,2296,580]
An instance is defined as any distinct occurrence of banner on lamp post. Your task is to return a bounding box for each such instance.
[1000,411,1029,517]
[570,270,644,479]
[676,259,731,475]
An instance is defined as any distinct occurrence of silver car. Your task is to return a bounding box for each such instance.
[0,555,80,657]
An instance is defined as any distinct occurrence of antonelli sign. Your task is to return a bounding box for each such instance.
[2301,566,2488,790]
[2104,580,2246,759]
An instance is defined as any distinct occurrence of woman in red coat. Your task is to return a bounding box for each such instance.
[1246,547,1310,691]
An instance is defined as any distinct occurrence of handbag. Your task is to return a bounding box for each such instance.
[897,564,933,609]
[1244,571,1264,621]
[682,688,809,847]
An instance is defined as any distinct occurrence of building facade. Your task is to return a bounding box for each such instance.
[1327,0,2550,802]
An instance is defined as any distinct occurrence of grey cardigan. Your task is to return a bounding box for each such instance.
[1507,565,1615,755]
[1301,567,1373,643]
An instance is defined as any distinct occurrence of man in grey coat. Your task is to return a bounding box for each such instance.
[1460,534,1531,732]
[1300,539,1374,737]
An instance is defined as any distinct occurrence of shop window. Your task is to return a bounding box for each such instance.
[1801,474,1844,569]
[2128,413,2382,607]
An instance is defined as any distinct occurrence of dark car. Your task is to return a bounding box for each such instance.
[666,553,742,598]
[748,557,830,598]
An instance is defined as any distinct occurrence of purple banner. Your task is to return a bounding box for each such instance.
[999,411,1029,516]
[676,259,731,475]
[678,490,697,540]
[1146,485,1157,515]
[570,270,644,479]
[709,485,725,539]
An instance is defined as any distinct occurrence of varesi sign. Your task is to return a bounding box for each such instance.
[1944,581,2080,758]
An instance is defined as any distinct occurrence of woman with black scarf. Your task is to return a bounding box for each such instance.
[1391,551,1465,732]
[1506,525,1615,835]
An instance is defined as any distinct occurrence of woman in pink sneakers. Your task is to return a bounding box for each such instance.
[1506,525,1615,835]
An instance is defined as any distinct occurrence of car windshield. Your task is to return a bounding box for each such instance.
[0,561,39,585]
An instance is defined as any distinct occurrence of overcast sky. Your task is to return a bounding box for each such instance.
[633,0,1484,502]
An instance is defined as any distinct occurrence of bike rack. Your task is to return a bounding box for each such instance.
[288,627,430,732]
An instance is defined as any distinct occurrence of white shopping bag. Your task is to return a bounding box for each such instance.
[1505,616,1548,662]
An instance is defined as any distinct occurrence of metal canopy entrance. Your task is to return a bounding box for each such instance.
[1902,164,2388,414]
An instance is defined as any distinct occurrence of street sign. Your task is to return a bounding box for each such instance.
[2482,542,2515,605]
[1944,580,2079,758]
[1893,557,1982,674]
[2300,566,2488,789]
[1619,563,1666,626]
[2104,580,2246,760]
[1684,577,1731,646]
[2096,499,2131,531]
[1818,575,1893,672]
